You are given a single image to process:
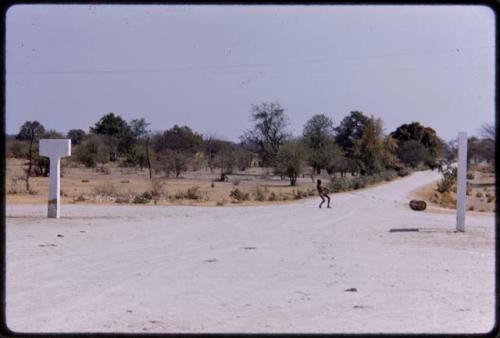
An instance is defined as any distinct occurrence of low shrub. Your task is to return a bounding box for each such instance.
[253,186,267,201]
[115,197,129,204]
[230,188,250,201]
[233,179,241,186]
[329,177,351,192]
[466,172,475,180]
[92,182,117,196]
[216,201,224,206]
[141,191,153,200]
[397,167,411,177]
[96,165,111,175]
[437,167,457,193]
[280,193,291,201]
[293,190,308,200]
[351,176,367,190]
[81,179,89,183]
[487,195,494,203]
[382,170,398,181]
[133,195,150,204]
[74,194,88,202]
[172,187,203,200]
[476,192,483,198]
[440,192,456,208]
[268,192,278,201]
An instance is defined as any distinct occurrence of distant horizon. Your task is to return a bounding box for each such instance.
[6,5,495,142]
[5,108,492,143]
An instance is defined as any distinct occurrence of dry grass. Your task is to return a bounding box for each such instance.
[410,170,495,213]
[6,158,320,206]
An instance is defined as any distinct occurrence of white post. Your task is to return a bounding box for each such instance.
[39,139,71,218]
[456,132,467,232]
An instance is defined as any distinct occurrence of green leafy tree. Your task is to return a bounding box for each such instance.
[353,116,386,175]
[151,126,202,178]
[303,114,335,174]
[242,102,290,167]
[67,129,86,145]
[74,134,111,168]
[321,141,347,176]
[130,118,150,140]
[154,125,203,154]
[90,113,134,159]
[390,122,442,167]
[335,111,370,160]
[397,140,431,167]
[275,141,307,186]
[381,135,400,169]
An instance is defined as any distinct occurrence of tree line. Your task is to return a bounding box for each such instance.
[7,102,495,191]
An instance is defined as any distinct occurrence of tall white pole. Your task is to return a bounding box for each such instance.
[456,132,467,232]
[48,157,61,218]
[39,139,71,219]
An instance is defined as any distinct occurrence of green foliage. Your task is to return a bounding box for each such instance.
[7,140,28,158]
[152,125,202,154]
[353,116,386,175]
[303,114,335,173]
[328,170,400,193]
[174,186,202,200]
[397,140,431,168]
[129,118,150,140]
[67,129,86,145]
[90,113,134,157]
[90,112,130,136]
[275,141,307,186]
[74,134,111,168]
[16,121,46,141]
[390,122,442,166]
[334,111,370,158]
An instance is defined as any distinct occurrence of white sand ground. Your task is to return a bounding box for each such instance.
[6,170,495,334]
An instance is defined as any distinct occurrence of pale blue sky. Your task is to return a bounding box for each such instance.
[5,5,495,141]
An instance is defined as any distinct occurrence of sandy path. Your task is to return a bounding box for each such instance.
[6,170,495,333]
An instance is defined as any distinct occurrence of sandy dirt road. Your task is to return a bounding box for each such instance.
[6,170,495,334]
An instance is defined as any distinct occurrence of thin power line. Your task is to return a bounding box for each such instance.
[7,45,493,75]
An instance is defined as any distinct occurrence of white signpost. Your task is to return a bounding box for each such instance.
[456,132,467,232]
[39,139,71,218]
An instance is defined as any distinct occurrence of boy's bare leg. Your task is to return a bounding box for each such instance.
[319,195,325,208]
[326,195,331,208]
